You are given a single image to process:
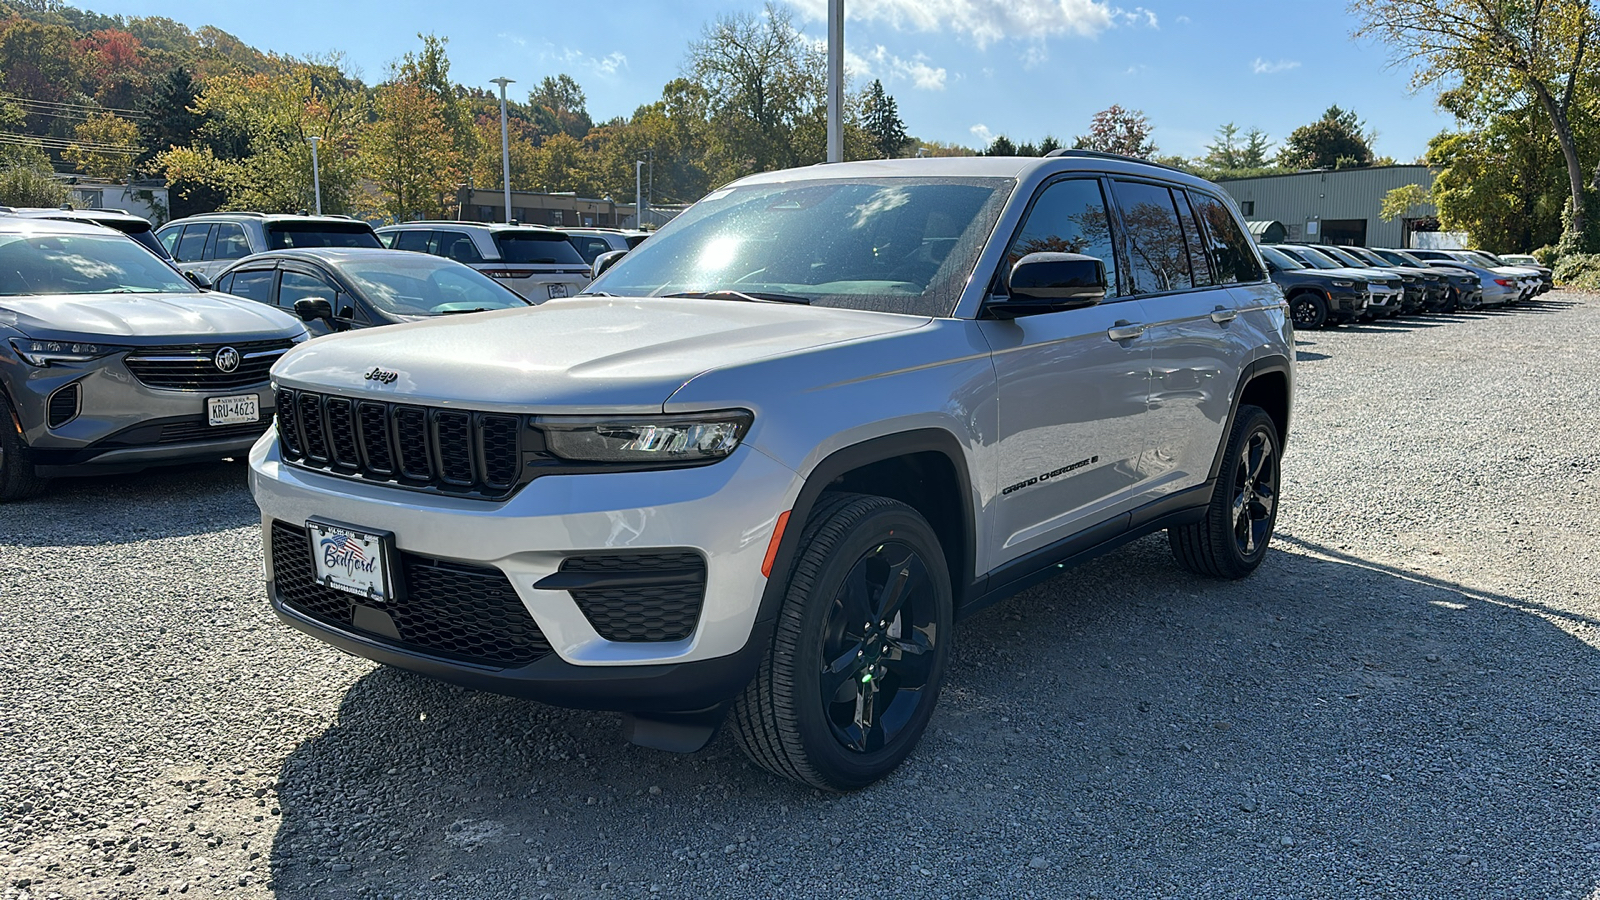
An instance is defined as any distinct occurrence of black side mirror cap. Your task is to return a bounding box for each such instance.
[986,252,1107,319]
[294,297,334,322]
[184,270,212,290]
[592,249,627,280]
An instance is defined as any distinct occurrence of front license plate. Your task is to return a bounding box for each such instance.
[208,393,259,426]
[547,283,569,299]
[307,519,393,602]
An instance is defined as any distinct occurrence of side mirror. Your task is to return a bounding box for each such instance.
[294,297,334,323]
[986,252,1107,319]
[592,249,627,280]
[184,270,213,290]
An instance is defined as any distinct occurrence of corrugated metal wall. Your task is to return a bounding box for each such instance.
[1217,165,1437,249]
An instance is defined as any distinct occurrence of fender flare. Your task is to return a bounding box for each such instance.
[1207,355,1293,483]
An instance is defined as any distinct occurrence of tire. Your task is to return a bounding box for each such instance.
[0,393,48,502]
[1167,405,1280,579]
[1287,293,1327,330]
[731,493,953,791]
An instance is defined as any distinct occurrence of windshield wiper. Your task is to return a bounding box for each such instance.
[439,307,491,315]
[664,289,810,305]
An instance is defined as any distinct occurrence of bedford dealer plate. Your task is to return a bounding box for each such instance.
[208,393,260,426]
[307,519,393,602]
[547,283,569,299]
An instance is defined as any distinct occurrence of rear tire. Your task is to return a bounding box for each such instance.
[1168,406,1280,579]
[0,394,48,502]
[731,493,953,791]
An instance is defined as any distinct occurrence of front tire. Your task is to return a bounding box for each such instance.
[0,394,48,502]
[1287,293,1327,330]
[1168,405,1280,579]
[731,493,953,791]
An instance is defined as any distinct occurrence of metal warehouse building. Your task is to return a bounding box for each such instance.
[1217,164,1438,249]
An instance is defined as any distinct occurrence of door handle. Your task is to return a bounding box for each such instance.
[1210,305,1239,324]
[1106,320,1145,342]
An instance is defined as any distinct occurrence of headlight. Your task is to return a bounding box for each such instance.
[9,337,128,367]
[1331,280,1354,287]
[539,410,753,464]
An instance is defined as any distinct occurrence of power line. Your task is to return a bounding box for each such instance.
[0,94,151,120]
[0,133,142,154]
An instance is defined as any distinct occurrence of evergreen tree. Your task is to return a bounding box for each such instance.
[862,79,907,159]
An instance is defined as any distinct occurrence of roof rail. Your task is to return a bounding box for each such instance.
[1043,148,1189,174]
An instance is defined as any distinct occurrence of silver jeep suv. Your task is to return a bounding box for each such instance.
[252,153,1293,789]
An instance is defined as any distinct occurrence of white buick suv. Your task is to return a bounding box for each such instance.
[251,153,1294,790]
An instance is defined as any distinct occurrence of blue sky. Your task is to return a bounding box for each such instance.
[88,0,1459,161]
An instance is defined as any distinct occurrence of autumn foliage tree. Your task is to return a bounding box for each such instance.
[361,78,460,222]
[1072,105,1157,159]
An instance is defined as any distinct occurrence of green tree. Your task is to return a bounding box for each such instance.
[1353,0,1600,252]
[361,78,460,221]
[1426,103,1576,251]
[62,112,140,180]
[1379,183,1431,222]
[398,34,476,160]
[0,142,69,207]
[1277,105,1373,169]
[530,74,593,140]
[1072,105,1157,158]
[862,79,907,158]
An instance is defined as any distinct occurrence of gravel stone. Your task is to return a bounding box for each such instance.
[2,293,1598,898]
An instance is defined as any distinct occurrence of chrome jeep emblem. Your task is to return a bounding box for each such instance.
[364,367,400,384]
[214,346,241,373]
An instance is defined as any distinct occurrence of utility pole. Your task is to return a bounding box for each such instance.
[635,160,644,229]
[491,76,515,224]
[307,136,322,215]
[827,0,843,163]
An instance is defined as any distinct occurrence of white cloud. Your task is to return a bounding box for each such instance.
[792,0,1155,49]
[545,46,630,78]
[859,45,948,91]
[970,123,994,144]
[1175,15,1192,24]
[1252,57,1301,75]
[498,32,527,48]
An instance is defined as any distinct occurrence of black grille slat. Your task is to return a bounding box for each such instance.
[297,393,329,461]
[358,402,393,474]
[326,398,359,469]
[560,552,706,642]
[394,407,431,480]
[275,390,522,500]
[435,412,473,485]
[124,339,292,391]
[158,419,271,444]
[269,522,551,667]
[47,384,79,427]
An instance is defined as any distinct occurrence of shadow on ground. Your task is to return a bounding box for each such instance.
[0,460,256,547]
[268,533,1600,899]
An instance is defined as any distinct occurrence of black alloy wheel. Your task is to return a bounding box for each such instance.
[732,493,953,791]
[1168,405,1281,579]
[0,393,47,502]
[1288,293,1327,330]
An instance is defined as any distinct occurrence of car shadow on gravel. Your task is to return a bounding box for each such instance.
[0,460,256,547]
[266,532,1600,899]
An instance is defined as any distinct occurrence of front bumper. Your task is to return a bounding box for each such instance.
[250,432,803,709]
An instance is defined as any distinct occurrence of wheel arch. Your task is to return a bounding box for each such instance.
[756,429,976,628]
[1208,356,1293,482]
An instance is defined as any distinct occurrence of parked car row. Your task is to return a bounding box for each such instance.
[1260,242,1549,329]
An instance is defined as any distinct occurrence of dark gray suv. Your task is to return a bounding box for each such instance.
[0,217,306,500]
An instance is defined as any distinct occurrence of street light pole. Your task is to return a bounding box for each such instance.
[827,0,843,163]
[490,76,515,224]
[635,160,644,229]
[307,135,322,215]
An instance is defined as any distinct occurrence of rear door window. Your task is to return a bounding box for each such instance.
[211,223,253,260]
[1001,177,1121,297]
[174,224,212,263]
[1111,180,1192,294]
[1174,191,1213,287]
[223,268,276,303]
[492,231,587,265]
[266,222,381,250]
[1189,192,1266,284]
[568,236,612,264]
[435,231,484,263]
[392,230,434,254]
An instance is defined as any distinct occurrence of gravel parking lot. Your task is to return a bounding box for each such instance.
[3,292,1598,900]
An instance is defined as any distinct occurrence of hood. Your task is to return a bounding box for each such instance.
[0,291,304,344]
[1327,267,1402,286]
[270,296,933,412]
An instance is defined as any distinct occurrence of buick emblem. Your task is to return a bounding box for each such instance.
[214,346,241,373]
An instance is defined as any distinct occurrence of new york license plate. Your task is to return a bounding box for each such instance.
[307,520,392,602]
[208,393,259,426]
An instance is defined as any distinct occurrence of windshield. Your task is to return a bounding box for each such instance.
[1462,251,1504,267]
[1259,246,1307,270]
[267,222,381,250]
[1320,246,1370,267]
[0,232,194,296]
[341,256,532,316]
[1501,255,1536,266]
[493,231,587,265]
[1342,247,1385,266]
[586,176,1014,317]
[1475,251,1507,265]
[1278,246,1343,270]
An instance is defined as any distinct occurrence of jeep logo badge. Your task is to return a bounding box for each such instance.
[364,367,400,384]
[214,346,241,373]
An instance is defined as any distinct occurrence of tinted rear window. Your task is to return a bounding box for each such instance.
[492,232,586,265]
[266,222,381,250]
